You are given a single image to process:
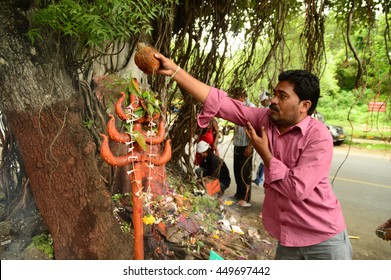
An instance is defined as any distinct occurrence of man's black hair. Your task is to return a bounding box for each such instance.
[278,70,320,115]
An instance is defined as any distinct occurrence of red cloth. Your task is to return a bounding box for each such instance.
[199,129,214,145]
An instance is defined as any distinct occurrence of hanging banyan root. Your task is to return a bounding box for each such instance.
[134,42,161,75]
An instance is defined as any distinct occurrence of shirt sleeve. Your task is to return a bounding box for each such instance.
[198,87,268,133]
[197,88,228,128]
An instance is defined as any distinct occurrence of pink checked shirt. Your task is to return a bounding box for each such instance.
[198,88,346,247]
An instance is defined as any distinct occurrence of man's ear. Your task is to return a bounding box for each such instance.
[300,100,312,113]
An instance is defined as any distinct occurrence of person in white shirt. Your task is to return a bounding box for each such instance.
[230,88,255,207]
[253,91,270,186]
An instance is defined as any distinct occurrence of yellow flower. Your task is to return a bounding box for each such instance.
[143,214,156,225]
[224,200,234,206]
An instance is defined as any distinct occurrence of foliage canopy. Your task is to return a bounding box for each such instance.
[13,0,391,178]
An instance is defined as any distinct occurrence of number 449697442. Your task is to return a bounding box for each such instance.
[215,266,270,276]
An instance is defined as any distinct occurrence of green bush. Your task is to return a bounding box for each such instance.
[317,88,390,140]
[32,234,54,259]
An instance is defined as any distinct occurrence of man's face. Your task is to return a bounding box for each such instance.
[268,80,310,132]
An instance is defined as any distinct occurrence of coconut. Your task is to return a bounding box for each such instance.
[134,42,161,75]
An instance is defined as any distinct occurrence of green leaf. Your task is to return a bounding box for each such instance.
[147,103,155,116]
[133,107,146,118]
[128,79,140,95]
[132,130,147,151]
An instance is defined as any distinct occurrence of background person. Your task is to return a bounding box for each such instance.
[195,141,231,198]
[253,90,270,186]
[231,88,255,207]
[194,117,220,165]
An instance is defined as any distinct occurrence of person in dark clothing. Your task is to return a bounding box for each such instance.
[195,141,231,197]
[194,117,220,166]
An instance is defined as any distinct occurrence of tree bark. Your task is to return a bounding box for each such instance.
[0,0,133,259]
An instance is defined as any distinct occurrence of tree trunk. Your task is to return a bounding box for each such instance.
[0,0,133,259]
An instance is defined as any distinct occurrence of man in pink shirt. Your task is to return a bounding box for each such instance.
[154,53,352,260]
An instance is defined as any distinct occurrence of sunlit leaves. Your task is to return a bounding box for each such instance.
[30,0,176,48]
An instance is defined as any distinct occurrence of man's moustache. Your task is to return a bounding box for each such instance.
[269,104,279,112]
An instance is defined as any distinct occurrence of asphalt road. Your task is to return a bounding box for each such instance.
[330,145,391,260]
[217,136,391,260]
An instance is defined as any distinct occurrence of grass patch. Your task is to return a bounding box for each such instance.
[349,141,391,151]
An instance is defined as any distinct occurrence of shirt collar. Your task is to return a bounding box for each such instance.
[292,115,312,135]
[276,115,312,136]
